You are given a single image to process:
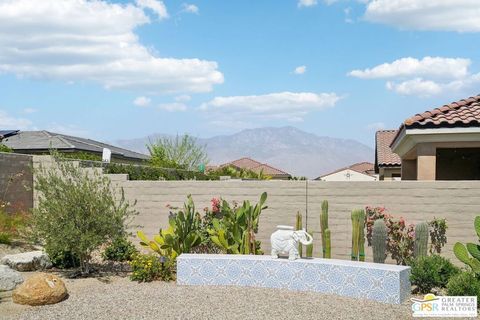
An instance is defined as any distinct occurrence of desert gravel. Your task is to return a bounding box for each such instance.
[0,276,413,320]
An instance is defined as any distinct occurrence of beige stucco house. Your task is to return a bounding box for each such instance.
[316,162,377,181]
[390,95,480,180]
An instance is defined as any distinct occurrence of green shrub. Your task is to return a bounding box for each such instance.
[102,237,138,262]
[33,152,137,274]
[409,255,460,293]
[46,248,80,269]
[0,143,13,153]
[129,254,174,282]
[0,232,12,245]
[447,272,480,301]
[0,209,30,243]
[104,163,214,181]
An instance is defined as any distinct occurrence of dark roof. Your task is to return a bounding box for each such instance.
[0,130,19,139]
[391,95,480,147]
[375,130,401,171]
[3,131,149,161]
[316,162,375,179]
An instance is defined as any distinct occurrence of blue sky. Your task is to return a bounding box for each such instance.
[1,0,480,146]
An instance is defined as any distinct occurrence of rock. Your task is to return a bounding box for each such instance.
[0,251,52,271]
[12,273,67,306]
[0,265,24,291]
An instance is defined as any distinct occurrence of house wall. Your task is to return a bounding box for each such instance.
[379,167,401,180]
[106,177,480,262]
[320,169,376,181]
[0,152,33,212]
[399,140,480,181]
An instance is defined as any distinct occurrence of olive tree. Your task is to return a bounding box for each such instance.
[147,134,208,170]
[33,153,137,274]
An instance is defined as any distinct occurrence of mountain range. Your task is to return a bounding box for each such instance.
[114,126,374,178]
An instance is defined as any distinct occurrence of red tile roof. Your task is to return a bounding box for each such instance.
[403,95,480,129]
[375,130,401,168]
[226,157,263,170]
[222,157,291,177]
[250,163,290,176]
[317,162,375,179]
[349,162,375,175]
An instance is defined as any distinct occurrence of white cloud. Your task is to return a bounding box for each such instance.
[135,0,169,19]
[386,78,443,97]
[344,7,354,23]
[386,76,480,97]
[298,0,318,8]
[349,56,480,97]
[158,102,187,112]
[364,0,480,32]
[0,110,31,129]
[22,108,37,114]
[182,3,199,14]
[0,0,223,95]
[349,57,470,80]
[133,96,151,107]
[175,95,191,102]
[294,65,307,75]
[200,92,341,122]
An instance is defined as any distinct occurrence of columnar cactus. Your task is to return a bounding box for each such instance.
[358,210,366,262]
[372,220,387,263]
[414,222,429,258]
[351,209,366,261]
[454,216,480,274]
[306,229,313,258]
[296,211,303,258]
[320,200,329,258]
[324,229,331,258]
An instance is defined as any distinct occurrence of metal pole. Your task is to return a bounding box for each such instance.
[305,179,308,230]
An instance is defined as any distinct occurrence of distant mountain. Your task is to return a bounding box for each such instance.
[114,126,374,178]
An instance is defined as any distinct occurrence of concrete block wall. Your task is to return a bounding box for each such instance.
[111,178,480,262]
[0,152,33,212]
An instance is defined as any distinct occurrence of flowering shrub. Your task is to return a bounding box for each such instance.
[365,207,447,265]
[129,254,175,282]
[211,197,221,213]
[429,218,447,254]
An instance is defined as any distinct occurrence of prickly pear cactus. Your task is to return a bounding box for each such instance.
[414,222,429,258]
[454,216,480,274]
[372,220,387,263]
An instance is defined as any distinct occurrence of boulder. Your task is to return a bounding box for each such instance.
[0,265,24,291]
[12,273,67,306]
[0,251,52,271]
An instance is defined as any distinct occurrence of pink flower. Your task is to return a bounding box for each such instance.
[211,197,221,213]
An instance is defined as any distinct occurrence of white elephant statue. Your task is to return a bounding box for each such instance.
[270,225,313,260]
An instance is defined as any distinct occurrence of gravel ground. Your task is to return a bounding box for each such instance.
[0,276,413,320]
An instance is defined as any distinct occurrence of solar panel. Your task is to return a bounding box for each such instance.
[0,130,19,138]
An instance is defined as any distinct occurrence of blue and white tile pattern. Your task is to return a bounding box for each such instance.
[177,254,411,304]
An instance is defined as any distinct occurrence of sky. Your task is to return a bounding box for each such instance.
[1,0,480,147]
